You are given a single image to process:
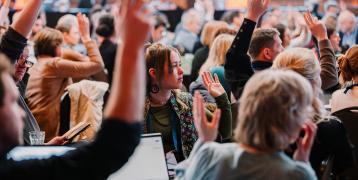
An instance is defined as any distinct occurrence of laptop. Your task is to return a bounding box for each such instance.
[7,133,169,180]
[107,133,169,180]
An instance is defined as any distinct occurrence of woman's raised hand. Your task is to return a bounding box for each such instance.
[77,13,91,43]
[202,71,225,98]
[193,91,221,142]
[303,11,328,41]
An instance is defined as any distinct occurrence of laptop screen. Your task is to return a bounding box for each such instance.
[7,133,169,180]
[7,146,75,161]
[107,133,169,180]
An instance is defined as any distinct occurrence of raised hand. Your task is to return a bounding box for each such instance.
[303,11,328,41]
[77,13,91,43]
[293,120,317,163]
[193,91,221,142]
[246,0,270,22]
[202,71,225,98]
[116,0,151,47]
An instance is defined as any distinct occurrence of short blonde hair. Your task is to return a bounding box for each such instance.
[199,34,234,75]
[200,21,228,46]
[272,48,324,121]
[235,69,314,151]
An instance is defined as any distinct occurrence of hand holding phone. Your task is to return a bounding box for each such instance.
[293,120,317,163]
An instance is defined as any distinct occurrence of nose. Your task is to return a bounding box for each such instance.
[178,66,184,75]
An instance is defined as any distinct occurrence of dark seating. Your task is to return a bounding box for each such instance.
[332,107,358,179]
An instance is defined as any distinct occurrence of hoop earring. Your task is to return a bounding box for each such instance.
[150,84,159,93]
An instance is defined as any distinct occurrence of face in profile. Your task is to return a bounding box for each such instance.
[64,26,80,46]
[160,51,184,90]
[0,73,26,147]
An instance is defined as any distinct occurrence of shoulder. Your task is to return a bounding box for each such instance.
[286,161,317,180]
[173,90,193,102]
[332,89,345,99]
[316,116,346,140]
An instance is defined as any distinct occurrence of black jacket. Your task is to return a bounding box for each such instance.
[0,119,141,180]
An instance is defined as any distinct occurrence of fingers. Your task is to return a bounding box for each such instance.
[201,72,209,88]
[211,109,221,130]
[301,121,317,149]
[214,73,220,83]
[193,91,201,128]
[263,0,271,9]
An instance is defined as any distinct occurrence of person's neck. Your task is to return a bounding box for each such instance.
[149,89,171,107]
[239,143,275,154]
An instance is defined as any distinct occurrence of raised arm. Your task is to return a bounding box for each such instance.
[104,0,150,123]
[303,12,339,90]
[224,0,270,99]
[0,0,43,63]
[53,13,104,78]
[10,0,42,38]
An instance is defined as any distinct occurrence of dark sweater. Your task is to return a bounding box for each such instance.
[0,119,141,180]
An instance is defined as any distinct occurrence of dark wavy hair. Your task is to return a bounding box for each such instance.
[95,14,114,38]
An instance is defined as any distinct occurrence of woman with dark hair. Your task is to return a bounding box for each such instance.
[96,13,117,85]
[144,43,231,162]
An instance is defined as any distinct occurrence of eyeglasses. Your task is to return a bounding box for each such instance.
[17,55,34,68]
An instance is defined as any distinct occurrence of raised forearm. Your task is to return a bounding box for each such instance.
[319,39,339,90]
[104,43,145,123]
[11,0,43,38]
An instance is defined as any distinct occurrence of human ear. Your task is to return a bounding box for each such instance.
[263,48,271,60]
[148,68,156,79]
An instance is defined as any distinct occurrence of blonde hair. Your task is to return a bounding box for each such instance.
[337,45,358,83]
[55,14,78,33]
[236,69,314,151]
[272,48,324,121]
[200,21,228,47]
[199,34,234,75]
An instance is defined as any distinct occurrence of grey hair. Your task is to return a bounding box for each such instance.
[235,69,314,151]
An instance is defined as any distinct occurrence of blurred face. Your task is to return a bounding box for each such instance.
[187,17,201,34]
[339,17,356,34]
[32,19,44,36]
[0,74,26,148]
[160,51,184,90]
[329,31,342,52]
[233,14,244,28]
[282,28,291,48]
[64,26,80,45]
[327,6,339,15]
[270,35,284,60]
[152,25,166,42]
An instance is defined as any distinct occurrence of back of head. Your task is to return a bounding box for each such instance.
[95,13,114,38]
[273,48,320,84]
[55,14,78,33]
[220,10,240,24]
[34,28,63,57]
[338,45,358,83]
[272,48,324,120]
[248,28,279,59]
[200,21,228,46]
[236,69,314,151]
[199,34,234,75]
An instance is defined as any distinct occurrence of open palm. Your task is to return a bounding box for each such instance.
[202,71,225,98]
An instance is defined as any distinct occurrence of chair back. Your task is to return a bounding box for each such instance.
[332,107,358,179]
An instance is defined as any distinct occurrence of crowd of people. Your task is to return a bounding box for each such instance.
[0,0,357,179]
